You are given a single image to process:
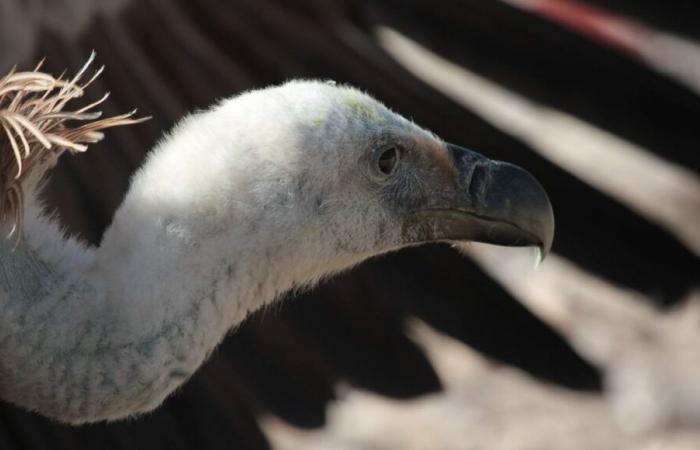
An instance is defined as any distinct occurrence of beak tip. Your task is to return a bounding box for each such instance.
[536,200,555,266]
[534,247,544,269]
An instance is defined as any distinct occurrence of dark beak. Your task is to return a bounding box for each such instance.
[406,144,554,258]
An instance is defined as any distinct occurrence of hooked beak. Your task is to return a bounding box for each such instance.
[405,144,554,259]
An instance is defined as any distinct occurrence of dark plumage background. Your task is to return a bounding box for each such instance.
[0,0,698,448]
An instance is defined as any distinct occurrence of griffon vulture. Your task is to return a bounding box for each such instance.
[0,59,553,424]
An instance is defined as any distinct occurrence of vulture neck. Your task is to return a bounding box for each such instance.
[0,117,360,424]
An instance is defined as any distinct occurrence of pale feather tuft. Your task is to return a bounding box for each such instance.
[0,52,148,244]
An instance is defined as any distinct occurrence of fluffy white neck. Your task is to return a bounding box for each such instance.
[0,95,367,424]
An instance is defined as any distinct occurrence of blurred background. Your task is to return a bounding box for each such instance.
[1,0,699,448]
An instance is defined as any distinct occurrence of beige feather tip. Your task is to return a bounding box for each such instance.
[0,52,149,243]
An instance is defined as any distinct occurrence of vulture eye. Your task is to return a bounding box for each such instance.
[377,146,400,176]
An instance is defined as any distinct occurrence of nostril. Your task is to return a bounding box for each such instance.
[468,163,489,200]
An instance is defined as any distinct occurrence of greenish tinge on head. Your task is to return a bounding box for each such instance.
[311,115,325,127]
[342,89,381,123]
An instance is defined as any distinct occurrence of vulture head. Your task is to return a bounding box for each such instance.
[124,80,553,275]
[0,75,553,423]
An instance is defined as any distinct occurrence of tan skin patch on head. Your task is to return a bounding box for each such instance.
[433,141,460,179]
[411,134,459,182]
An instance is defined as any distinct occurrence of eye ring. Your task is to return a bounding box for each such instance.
[376,146,400,177]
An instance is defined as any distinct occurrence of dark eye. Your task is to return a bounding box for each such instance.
[377,146,399,176]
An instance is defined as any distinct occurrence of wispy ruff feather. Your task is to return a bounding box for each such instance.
[0,52,148,243]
